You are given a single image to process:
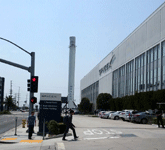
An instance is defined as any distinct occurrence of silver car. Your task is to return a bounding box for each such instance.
[108,111,116,119]
[119,110,133,121]
[110,111,121,120]
[102,111,111,119]
[131,112,156,124]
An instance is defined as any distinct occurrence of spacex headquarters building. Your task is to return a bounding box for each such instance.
[80,2,165,110]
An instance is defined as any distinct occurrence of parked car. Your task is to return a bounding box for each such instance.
[98,111,106,118]
[110,111,121,120]
[119,110,133,121]
[108,111,116,119]
[102,111,112,119]
[131,112,156,124]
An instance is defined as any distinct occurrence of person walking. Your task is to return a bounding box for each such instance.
[62,109,78,141]
[27,111,36,139]
[156,109,164,128]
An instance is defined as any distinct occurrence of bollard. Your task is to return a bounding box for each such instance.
[14,117,17,136]
[43,118,45,140]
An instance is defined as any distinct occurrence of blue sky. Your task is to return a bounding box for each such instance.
[0,0,164,107]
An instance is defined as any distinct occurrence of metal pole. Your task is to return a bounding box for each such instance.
[29,52,35,116]
[43,118,45,140]
[14,117,17,136]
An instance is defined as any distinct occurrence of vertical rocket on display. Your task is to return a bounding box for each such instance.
[68,36,76,108]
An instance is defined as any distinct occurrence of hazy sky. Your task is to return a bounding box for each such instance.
[0,0,164,107]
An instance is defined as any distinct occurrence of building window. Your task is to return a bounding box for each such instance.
[162,41,165,89]
[126,60,134,96]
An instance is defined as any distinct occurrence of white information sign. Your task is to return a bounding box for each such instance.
[40,93,61,101]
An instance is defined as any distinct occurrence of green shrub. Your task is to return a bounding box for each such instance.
[46,120,59,135]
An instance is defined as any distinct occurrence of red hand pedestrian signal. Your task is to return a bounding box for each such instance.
[32,78,36,82]
[30,97,37,104]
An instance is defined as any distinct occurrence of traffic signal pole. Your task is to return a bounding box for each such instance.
[29,52,35,116]
[0,37,37,118]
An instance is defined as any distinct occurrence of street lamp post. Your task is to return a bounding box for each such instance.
[0,37,35,116]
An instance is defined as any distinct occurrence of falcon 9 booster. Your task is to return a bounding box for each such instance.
[68,37,76,108]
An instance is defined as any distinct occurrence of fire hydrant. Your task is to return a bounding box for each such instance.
[22,119,26,128]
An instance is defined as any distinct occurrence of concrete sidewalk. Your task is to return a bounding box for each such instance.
[0,119,69,150]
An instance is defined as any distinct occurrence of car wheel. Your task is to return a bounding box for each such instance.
[141,118,148,124]
[114,116,119,120]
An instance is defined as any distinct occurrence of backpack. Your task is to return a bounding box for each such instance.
[63,115,69,124]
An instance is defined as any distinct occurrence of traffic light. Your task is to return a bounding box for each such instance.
[30,97,37,104]
[27,79,30,91]
[30,76,38,93]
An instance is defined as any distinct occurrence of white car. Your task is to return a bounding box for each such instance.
[98,111,106,118]
[102,111,111,119]
[108,111,116,119]
[110,111,121,120]
[119,110,133,121]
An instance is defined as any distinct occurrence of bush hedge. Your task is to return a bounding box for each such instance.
[108,90,165,111]
[96,90,165,111]
[46,120,66,135]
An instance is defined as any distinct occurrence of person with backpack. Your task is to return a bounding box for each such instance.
[62,109,79,141]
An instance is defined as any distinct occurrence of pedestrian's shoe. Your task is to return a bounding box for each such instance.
[74,136,79,140]
[62,138,67,141]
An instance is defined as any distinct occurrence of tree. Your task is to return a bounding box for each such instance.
[78,97,92,114]
[96,93,112,110]
[5,96,16,111]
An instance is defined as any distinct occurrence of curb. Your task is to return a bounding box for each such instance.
[0,141,18,144]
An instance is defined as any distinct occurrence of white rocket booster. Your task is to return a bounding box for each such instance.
[68,36,76,108]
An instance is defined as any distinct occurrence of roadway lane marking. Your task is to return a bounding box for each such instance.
[83,129,122,135]
[84,137,108,140]
[83,129,122,140]
[57,143,65,150]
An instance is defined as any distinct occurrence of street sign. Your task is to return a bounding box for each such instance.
[38,93,61,134]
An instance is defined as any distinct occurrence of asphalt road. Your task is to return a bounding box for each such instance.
[60,115,165,150]
[0,111,28,138]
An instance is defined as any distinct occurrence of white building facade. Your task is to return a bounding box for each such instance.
[80,2,165,110]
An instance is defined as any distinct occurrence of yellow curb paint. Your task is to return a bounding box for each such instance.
[19,140,43,143]
[1,138,17,141]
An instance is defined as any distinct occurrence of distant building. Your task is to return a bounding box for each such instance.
[0,77,5,111]
[80,2,165,110]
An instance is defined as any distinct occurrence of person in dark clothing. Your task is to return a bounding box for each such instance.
[156,109,164,128]
[27,111,36,139]
[62,109,78,141]
[94,110,96,115]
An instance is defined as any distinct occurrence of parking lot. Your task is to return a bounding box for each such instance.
[60,114,165,150]
[98,110,165,126]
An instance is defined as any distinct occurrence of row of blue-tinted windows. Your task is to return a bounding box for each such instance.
[112,41,165,98]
